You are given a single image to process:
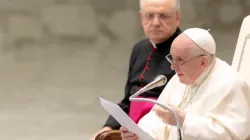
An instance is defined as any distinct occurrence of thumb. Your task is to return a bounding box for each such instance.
[167,104,176,109]
[120,126,128,132]
[168,104,174,107]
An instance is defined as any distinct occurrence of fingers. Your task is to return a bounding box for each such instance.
[153,105,182,126]
[154,107,175,125]
[155,110,164,118]
[90,127,113,140]
[154,107,168,117]
[120,126,128,132]
[168,104,173,106]
[154,104,176,117]
[120,127,139,140]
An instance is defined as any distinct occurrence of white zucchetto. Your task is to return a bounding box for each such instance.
[183,28,216,54]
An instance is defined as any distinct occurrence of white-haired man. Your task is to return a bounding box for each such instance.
[120,28,250,140]
[91,0,182,139]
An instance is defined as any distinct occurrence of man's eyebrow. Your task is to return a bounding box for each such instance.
[174,56,184,60]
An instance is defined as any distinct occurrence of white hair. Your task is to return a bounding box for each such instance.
[139,0,181,12]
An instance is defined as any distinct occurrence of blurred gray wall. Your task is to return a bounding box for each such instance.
[0,0,249,139]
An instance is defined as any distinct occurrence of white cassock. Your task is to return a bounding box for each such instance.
[138,58,250,140]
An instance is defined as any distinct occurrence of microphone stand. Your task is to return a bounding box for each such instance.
[129,89,182,140]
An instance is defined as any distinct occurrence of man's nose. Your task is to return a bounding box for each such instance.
[171,63,177,70]
[151,16,161,26]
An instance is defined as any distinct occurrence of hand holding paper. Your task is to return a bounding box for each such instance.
[99,97,155,140]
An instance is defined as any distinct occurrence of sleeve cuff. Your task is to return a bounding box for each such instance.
[103,115,121,130]
[182,113,203,137]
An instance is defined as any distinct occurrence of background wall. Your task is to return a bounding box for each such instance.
[0,0,248,139]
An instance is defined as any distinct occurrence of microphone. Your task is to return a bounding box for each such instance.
[129,75,182,140]
[135,75,167,95]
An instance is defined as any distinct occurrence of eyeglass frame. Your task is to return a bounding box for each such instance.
[165,53,206,66]
[141,11,175,21]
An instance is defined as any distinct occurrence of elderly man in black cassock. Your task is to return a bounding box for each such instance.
[91,0,182,139]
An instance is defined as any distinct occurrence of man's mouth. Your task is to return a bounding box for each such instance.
[177,73,184,76]
[151,30,162,32]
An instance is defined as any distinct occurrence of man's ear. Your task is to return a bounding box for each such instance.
[139,10,144,26]
[139,10,143,19]
[139,10,143,21]
[201,61,205,65]
[175,12,181,27]
[201,56,209,67]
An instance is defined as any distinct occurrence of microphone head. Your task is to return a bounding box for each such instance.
[153,75,167,87]
[133,75,168,95]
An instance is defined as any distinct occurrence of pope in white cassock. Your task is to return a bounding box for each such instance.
[120,28,250,140]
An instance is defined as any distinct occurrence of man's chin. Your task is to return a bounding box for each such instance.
[177,75,186,83]
[178,76,192,85]
[149,36,165,43]
[150,33,164,38]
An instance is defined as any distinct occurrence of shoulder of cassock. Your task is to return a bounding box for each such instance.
[212,59,250,108]
[210,59,249,92]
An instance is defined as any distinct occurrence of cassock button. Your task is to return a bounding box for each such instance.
[136,87,140,91]
[136,85,144,91]
[152,48,157,52]
[146,67,150,71]
[147,57,152,61]
[139,75,144,80]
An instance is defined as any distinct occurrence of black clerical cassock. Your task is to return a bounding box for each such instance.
[104,28,182,129]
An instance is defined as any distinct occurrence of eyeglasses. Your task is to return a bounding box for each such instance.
[166,54,205,65]
[142,12,173,21]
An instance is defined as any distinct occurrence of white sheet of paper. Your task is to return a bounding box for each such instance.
[99,97,155,140]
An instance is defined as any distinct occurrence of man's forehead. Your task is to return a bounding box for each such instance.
[171,36,192,57]
[143,0,173,4]
[173,34,194,48]
[142,0,174,11]
[170,50,189,59]
[143,0,171,3]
